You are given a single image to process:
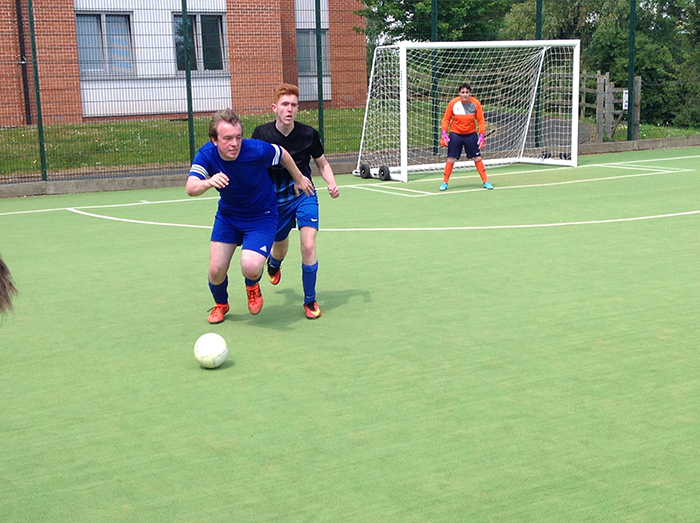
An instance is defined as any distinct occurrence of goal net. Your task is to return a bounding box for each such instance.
[355,40,580,182]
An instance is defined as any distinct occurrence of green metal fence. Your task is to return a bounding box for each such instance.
[1,0,368,185]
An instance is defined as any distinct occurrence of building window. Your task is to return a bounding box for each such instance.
[294,0,331,101]
[174,14,225,72]
[76,13,134,76]
[296,29,330,77]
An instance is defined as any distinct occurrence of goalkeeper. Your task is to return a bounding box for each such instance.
[439,83,493,191]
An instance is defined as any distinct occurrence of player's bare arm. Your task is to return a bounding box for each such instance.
[314,154,339,199]
[280,148,314,196]
[186,172,229,197]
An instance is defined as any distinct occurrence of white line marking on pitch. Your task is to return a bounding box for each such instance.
[2,154,698,230]
[66,208,210,228]
[63,207,700,232]
[0,196,217,217]
[340,158,695,197]
[323,210,700,231]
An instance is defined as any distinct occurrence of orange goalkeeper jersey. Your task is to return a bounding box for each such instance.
[441,96,486,135]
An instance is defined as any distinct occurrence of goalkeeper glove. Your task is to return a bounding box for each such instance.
[477,133,485,149]
[440,130,450,147]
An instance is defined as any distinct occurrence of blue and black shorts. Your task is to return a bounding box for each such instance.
[275,192,320,242]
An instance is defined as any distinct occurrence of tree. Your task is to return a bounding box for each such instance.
[355,0,524,81]
[501,0,700,126]
[674,0,700,126]
[356,0,519,44]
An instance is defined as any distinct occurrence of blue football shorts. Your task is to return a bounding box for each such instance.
[275,192,320,242]
[447,132,482,160]
[211,211,278,258]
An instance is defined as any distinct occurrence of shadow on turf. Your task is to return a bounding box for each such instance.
[223,287,372,331]
[197,359,235,370]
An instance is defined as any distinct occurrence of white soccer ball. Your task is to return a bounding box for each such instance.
[194,333,228,369]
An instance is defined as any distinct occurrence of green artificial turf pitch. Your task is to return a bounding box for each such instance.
[1,147,700,522]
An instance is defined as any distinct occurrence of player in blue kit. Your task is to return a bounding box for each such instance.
[252,84,339,319]
[186,108,314,324]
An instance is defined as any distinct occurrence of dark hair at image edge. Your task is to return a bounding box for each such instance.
[0,255,18,315]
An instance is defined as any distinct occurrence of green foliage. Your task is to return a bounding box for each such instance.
[358,0,700,126]
[355,0,518,77]
[356,0,518,44]
[500,0,700,127]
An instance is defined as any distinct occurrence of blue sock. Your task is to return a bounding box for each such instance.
[301,262,318,305]
[209,276,228,304]
[268,255,283,270]
[244,276,261,287]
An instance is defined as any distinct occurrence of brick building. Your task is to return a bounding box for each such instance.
[0,0,367,126]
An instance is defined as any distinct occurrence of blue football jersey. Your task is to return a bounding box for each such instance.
[189,140,281,218]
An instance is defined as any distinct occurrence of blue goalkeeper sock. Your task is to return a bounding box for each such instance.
[209,276,228,304]
[301,262,318,305]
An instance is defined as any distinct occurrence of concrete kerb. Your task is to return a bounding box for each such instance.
[2,135,699,199]
[0,174,186,198]
[578,134,700,155]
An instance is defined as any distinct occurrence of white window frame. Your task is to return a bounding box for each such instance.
[75,12,135,77]
[173,13,227,74]
[294,0,331,101]
[295,29,330,77]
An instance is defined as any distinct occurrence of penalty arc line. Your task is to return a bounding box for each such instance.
[323,210,700,231]
[0,196,219,217]
[67,208,211,228]
[65,207,700,232]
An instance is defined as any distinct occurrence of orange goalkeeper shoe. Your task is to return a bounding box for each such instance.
[304,300,322,320]
[246,283,263,315]
[207,303,230,324]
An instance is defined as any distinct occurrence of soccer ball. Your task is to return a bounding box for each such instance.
[194,333,228,369]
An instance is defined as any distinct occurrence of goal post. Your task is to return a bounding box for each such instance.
[355,40,581,182]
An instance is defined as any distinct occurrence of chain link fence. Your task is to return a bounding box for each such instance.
[1,0,367,189]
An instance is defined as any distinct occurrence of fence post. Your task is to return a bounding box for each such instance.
[579,70,586,120]
[633,75,641,140]
[15,0,33,125]
[596,71,604,143]
[27,0,47,181]
[182,0,195,162]
[604,73,614,139]
[627,0,637,141]
[315,0,325,143]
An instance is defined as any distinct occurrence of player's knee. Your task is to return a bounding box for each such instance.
[301,247,315,262]
[300,236,316,257]
[208,269,227,285]
[240,257,264,280]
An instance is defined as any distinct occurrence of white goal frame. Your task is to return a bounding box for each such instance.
[355,40,581,182]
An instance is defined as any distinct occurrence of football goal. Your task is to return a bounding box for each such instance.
[355,40,581,182]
